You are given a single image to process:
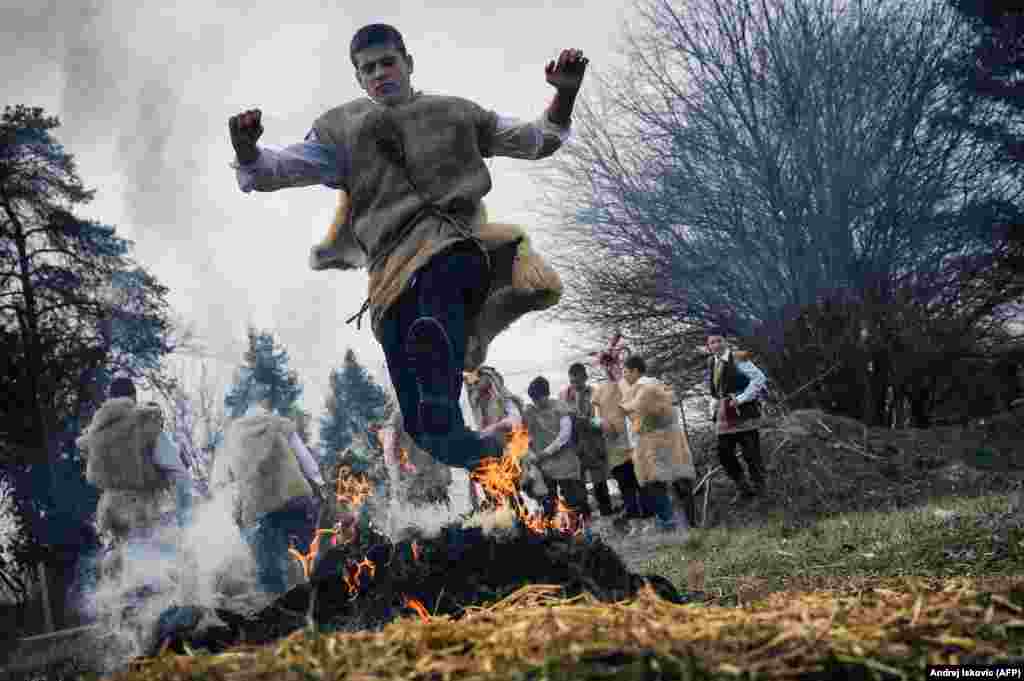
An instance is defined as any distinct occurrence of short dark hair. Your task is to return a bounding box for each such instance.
[568,363,587,377]
[706,327,726,339]
[624,356,646,374]
[109,377,136,399]
[527,376,550,400]
[350,24,407,67]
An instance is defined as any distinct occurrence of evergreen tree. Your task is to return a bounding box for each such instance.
[319,348,390,471]
[0,105,175,620]
[224,326,303,418]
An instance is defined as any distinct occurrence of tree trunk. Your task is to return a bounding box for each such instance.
[36,562,53,633]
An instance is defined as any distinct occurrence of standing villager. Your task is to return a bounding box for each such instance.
[560,363,615,517]
[620,356,696,533]
[211,387,327,596]
[463,366,526,509]
[77,377,194,584]
[590,352,645,527]
[706,332,768,501]
[228,24,587,471]
[521,376,589,523]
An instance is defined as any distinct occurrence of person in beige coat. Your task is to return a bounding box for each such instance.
[211,387,326,595]
[620,356,696,532]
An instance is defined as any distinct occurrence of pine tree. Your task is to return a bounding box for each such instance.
[224,326,303,418]
[319,348,390,471]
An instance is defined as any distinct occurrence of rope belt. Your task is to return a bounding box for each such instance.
[344,202,491,330]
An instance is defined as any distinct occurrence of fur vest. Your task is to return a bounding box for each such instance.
[523,399,580,480]
[212,412,311,527]
[311,93,562,370]
[77,398,166,491]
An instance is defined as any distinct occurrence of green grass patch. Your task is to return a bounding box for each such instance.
[640,493,1023,602]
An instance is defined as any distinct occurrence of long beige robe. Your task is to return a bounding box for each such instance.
[620,378,696,485]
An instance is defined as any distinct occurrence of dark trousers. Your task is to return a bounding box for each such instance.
[640,481,676,525]
[378,244,492,468]
[717,429,765,487]
[590,479,614,515]
[541,476,590,520]
[672,478,697,527]
[611,460,644,518]
[242,497,315,595]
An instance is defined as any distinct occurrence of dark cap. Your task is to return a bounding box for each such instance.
[109,377,136,399]
[350,24,407,66]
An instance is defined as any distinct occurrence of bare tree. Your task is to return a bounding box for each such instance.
[535,0,1022,424]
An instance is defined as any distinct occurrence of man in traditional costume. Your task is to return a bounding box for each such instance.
[706,332,768,501]
[228,24,587,472]
[77,377,194,583]
[560,363,615,518]
[211,386,326,595]
[591,352,645,526]
[521,376,589,522]
[620,356,697,533]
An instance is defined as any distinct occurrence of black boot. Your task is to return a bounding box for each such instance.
[405,316,455,435]
[593,480,615,516]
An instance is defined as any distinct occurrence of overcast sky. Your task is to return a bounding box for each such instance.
[2,1,645,438]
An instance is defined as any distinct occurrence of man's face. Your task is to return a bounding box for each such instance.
[354,45,414,106]
[707,335,726,355]
[569,371,587,390]
[623,367,640,385]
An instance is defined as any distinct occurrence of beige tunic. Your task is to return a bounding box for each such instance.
[620,379,696,485]
[591,381,632,469]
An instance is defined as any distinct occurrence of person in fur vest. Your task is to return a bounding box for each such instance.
[211,386,326,595]
[706,332,768,501]
[521,376,589,523]
[620,356,697,533]
[76,377,194,583]
[463,365,526,509]
[560,363,615,518]
[228,24,587,472]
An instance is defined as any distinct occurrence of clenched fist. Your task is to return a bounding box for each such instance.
[228,108,263,164]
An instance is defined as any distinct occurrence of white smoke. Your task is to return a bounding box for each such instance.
[79,490,260,669]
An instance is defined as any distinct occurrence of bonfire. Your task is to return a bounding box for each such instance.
[146,421,683,658]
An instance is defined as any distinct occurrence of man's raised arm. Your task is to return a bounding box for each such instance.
[228,108,344,193]
[486,48,588,160]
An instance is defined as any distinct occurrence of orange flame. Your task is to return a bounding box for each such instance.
[403,595,431,622]
[467,424,585,538]
[335,467,373,511]
[411,540,421,562]
[470,424,530,508]
[288,528,336,580]
[343,556,377,594]
[397,446,416,473]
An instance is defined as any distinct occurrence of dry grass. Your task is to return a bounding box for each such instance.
[99,577,1024,680]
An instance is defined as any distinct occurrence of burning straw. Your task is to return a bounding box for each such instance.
[114,576,1024,680]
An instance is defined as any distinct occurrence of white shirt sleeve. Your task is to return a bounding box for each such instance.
[543,415,574,455]
[734,361,767,405]
[289,431,325,486]
[490,114,572,160]
[503,399,523,426]
[233,128,344,193]
[151,432,189,479]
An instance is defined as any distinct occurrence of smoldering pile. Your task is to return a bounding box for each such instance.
[149,513,695,657]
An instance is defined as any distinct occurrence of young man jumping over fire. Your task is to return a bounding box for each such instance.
[228,24,587,472]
